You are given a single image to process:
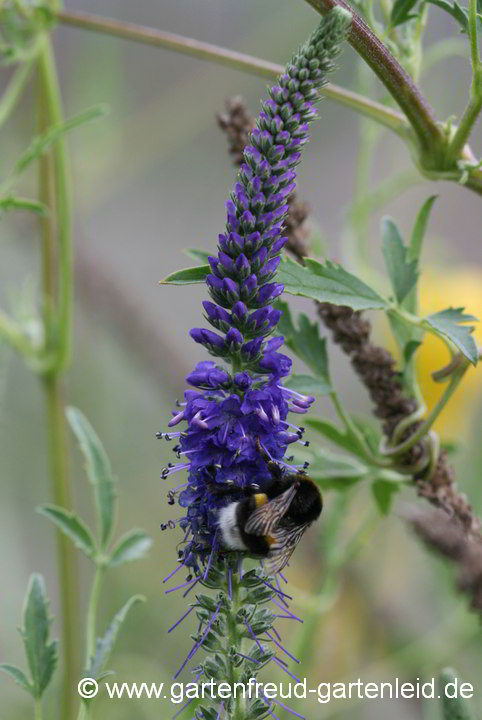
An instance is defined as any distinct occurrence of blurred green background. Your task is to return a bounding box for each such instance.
[1,1,481,718]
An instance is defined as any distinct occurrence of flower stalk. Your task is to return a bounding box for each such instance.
[161,11,351,717]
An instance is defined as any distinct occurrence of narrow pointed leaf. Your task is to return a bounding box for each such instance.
[284,374,332,396]
[0,664,33,696]
[108,529,152,567]
[160,265,210,285]
[184,248,212,264]
[0,196,48,215]
[305,418,358,454]
[37,505,96,558]
[390,0,419,26]
[277,255,387,310]
[382,218,418,305]
[66,407,116,548]
[410,195,437,262]
[86,595,145,680]
[13,106,107,177]
[424,308,478,365]
[21,574,58,698]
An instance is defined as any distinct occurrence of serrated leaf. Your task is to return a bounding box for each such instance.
[37,505,96,558]
[390,0,419,26]
[21,574,58,699]
[424,308,478,365]
[305,418,359,455]
[382,218,419,305]
[66,407,116,549]
[0,196,48,215]
[284,374,332,396]
[277,255,388,310]
[160,265,210,285]
[426,0,480,32]
[276,301,332,391]
[108,529,152,567]
[86,596,144,680]
[0,664,33,696]
[410,195,437,263]
[183,248,212,264]
[439,668,475,720]
[371,480,400,515]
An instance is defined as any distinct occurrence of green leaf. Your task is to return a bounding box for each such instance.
[20,574,58,699]
[0,664,33,696]
[439,668,475,720]
[66,407,116,549]
[0,195,48,215]
[371,479,400,515]
[382,218,418,305]
[37,505,96,558]
[409,195,437,263]
[390,0,419,27]
[424,308,478,365]
[308,448,368,490]
[426,0,481,32]
[277,255,388,310]
[160,265,210,285]
[13,105,108,177]
[276,301,332,391]
[183,248,212,264]
[108,529,152,567]
[86,596,144,680]
[284,374,332,396]
[305,417,360,455]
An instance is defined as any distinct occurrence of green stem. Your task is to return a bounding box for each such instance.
[86,565,104,664]
[36,36,73,372]
[446,0,482,165]
[34,698,43,720]
[380,365,469,458]
[0,58,35,129]
[43,375,79,718]
[53,7,408,136]
[226,570,245,720]
[36,33,78,719]
[329,391,391,467]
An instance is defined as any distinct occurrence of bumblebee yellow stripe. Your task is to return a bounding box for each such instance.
[254,493,268,508]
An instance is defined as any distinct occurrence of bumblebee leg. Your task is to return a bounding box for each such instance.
[255,437,283,479]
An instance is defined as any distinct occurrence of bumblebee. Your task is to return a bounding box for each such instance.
[217,439,322,574]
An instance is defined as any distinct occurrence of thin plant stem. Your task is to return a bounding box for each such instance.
[329,391,391,467]
[36,33,78,718]
[0,58,35,129]
[86,565,104,664]
[34,698,43,720]
[53,7,408,137]
[446,0,482,164]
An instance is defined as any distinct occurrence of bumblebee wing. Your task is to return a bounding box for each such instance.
[263,521,310,575]
[244,483,299,536]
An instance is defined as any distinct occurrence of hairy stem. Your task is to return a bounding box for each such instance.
[304,0,445,158]
[37,34,78,718]
[53,8,408,136]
